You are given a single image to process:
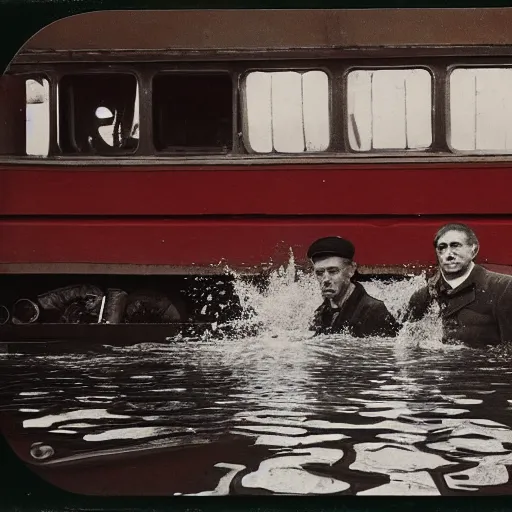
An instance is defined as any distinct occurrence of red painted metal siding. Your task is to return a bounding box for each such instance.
[0,162,510,271]
[1,218,512,270]
[0,163,510,216]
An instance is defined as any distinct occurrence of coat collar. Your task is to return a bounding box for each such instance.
[315,282,367,324]
[428,264,485,317]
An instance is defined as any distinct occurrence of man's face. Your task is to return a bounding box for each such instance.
[312,255,355,301]
[435,230,477,277]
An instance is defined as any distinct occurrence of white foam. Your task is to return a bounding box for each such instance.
[351,443,451,473]
[377,433,427,444]
[254,433,348,447]
[445,463,510,490]
[23,409,130,428]
[358,471,440,495]
[236,425,308,435]
[84,426,172,442]
[226,254,446,350]
[241,448,348,494]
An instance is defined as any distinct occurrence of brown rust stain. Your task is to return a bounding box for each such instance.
[17,9,512,55]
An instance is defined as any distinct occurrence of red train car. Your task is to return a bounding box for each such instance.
[2,8,512,343]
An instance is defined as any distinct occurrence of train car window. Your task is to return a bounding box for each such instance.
[58,74,139,155]
[347,69,432,151]
[450,68,512,152]
[242,70,330,154]
[26,78,50,157]
[153,74,233,153]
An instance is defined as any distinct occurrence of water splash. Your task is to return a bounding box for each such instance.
[219,250,445,349]
[228,250,319,338]
[360,277,445,351]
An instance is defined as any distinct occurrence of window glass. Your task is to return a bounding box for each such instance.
[59,74,139,155]
[347,68,432,151]
[243,70,329,153]
[26,78,50,156]
[450,68,512,152]
[153,74,233,153]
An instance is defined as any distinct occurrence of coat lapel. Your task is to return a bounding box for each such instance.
[441,285,476,318]
[437,265,483,318]
[332,283,365,329]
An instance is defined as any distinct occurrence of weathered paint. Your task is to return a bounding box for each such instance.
[0,162,511,274]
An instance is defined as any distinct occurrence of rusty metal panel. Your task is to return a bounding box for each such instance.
[16,8,512,56]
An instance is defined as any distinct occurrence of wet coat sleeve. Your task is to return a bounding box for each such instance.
[309,303,325,334]
[364,302,401,337]
[402,287,432,323]
[495,280,512,344]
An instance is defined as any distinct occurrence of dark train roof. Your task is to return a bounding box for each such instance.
[13,8,512,62]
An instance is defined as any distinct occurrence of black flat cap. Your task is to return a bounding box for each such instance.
[307,236,355,261]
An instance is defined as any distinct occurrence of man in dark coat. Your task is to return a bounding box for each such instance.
[308,236,400,337]
[404,223,512,347]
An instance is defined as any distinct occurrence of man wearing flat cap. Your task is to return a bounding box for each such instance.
[308,236,400,337]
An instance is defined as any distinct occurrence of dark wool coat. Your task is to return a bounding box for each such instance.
[405,264,512,347]
[311,282,400,338]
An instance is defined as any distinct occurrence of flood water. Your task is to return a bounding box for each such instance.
[1,265,512,496]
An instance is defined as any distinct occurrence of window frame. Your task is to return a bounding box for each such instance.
[239,66,334,155]
[9,71,54,158]
[151,70,236,156]
[446,63,512,154]
[343,64,435,154]
[8,55,512,162]
[56,69,141,157]
[24,74,52,158]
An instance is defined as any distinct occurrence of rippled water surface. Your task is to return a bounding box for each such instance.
[1,270,512,496]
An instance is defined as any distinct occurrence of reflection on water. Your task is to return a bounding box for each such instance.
[1,267,512,496]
